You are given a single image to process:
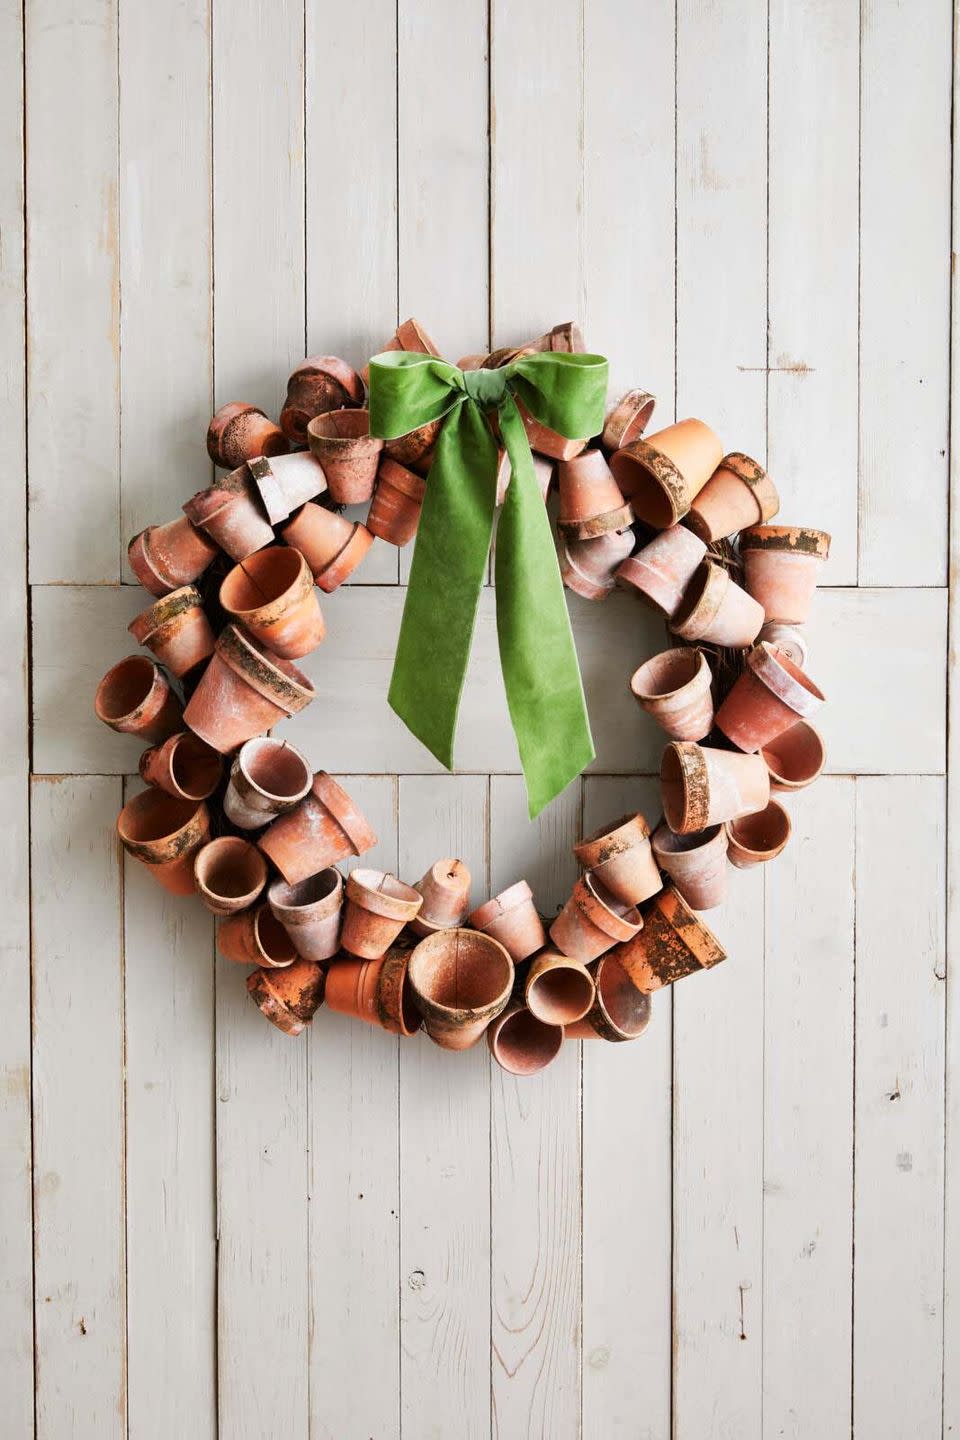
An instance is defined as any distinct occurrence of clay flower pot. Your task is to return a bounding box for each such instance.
[248,451,327,526]
[651,822,728,911]
[557,448,633,540]
[362,316,440,385]
[609,418,724,528]
[279,355,365,445]
[247,959,325,1036]
[468,879,546,962]
[487,1003,564,1076]
[726,800,791,869]
[207,401,289,469]
[408,928,514,1050]
[761,719,825,792]
[116,789,210,895]
[95,655,182,743]
[559,527,634,601]
[194,836,267,916]
[128,585,215,679]
[324,947,422,1036]
[615,884,726,994]
[549,873,643,963]
[340,869,424,959]
[525,949,596,1025]
[601,389,657,452]
[660,741,770,834]
[128,516,218,597]
[219,546,326,659]
[630,647,714,742]
[367,459,426,546]
[218,903,299,968]
[268,868,343,963]
[714,642,825,753]
[685,452,779,543]
[183,625,314,754]
[306,410,383,504]
[516,396,586,462]
[565,953,652,1042]
[495,450,554,507]
[739,525,831,624]
[222,735,313,829]
[258,771,377,885]
[614,525,706,617]
[573,813,661,907]
[758,619,807,668]
[139,730,222,801]
[183,466,275,562]
[411,858,472,937]
[670,561,765,647]
[384,419,442,469]
[281,502,374,591]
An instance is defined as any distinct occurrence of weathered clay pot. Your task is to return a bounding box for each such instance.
[660,741,770,834]
[408,928,514,1050]
[128,585,215,679]
[384,420,441,469]
[601,390,657,452]
[222,735,313,829]
[761,719,826,792]
[525,949,596,1025]
[557,448,633,540]
[279,355,365,445]
[139,730,222,801]
[247,959,325,1036]
[268,868,343,963]
[194,836,267,916]
[411,858,472,937]
[487,1003,564,1076]
[565,952,652,1041]
[257,772,377,885]
[609,419,724,528]
[495,450,554,507]
[362,316,440,385]
[549,873,643,963]
[573,813,661,907]
[614,525,706,617]
[374,943,423,1035]
[516,396,586,462]
[340,869,424,959]
[248,451,327,525]
[468,879,546,962]
[615,884,726,994]
[739,525,831,624]
[651,822,728,910]
[559,528,634,601]
[218,903,299,968]
[183,625,315,754]
[307,409,384,504]
[367,459,426,546]
[324,946,421,1036]
[758,619,807,668]
[630,647,714,742]
[489,320,585,362]
[726,800,791,869]
[670,560,765,647]
[128,516,219,597]
[219,546,326,659]
[714,642,825,752]
[95,655,183,743]
[207,401,289,469]
[684,452,779,543]
[116,789,210,895]
[183,466,275,561]
[281,502,374,591]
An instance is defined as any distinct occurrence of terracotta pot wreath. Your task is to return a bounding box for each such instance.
[95,317,829,1074]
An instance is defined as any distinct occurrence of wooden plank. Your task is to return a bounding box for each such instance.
[31,776,126,1437]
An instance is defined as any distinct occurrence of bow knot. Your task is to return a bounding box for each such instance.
[462,365,508,410]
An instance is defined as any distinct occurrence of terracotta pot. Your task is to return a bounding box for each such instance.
[363,316,441,385]
[307,409,384,504]
[516,396,586,462]
[207,401,289,469]
[559,528,634,600]
[222,735,313,829]
[247,959,325,1036]
[219,545,326,659]
[408,928,514,1050]
[411,858,472,937]
[128,516,218,597]
[609,419,724,528]
[549,873,643,963]
[761,719,825,792]
[218,903,299,968]
[116,789,210,895]
[758,619,807,668]
[258,771,377,885]
[602,390,657,452]
[660,741,770,834]
[495,450,554,507]
[670,560,765,647]
[714,642,825,752]
[651,822,728,910]
[367,458,426,545]
[525,949,596,1025]
[615,885,726,994]
[95,655,182,743]
[685,452,779,543]
[565,953,652,1041]
[139,730,222,801]
[739,525,831,623]
[630,647,714,742]
[324,947,422,1036]
[614,525,706,617]
[279,355,365,445]
[482,322,586,371]
[557,448,633,540]
[183,466,275,562]
[726,800,791,869]
[340,869,424,959]
[573,813,660,907]
[468,879,546,962]
[248,451,327,525]
[128,585,215,679]
[183,625,314,754]
[194,836,267,916]
[458,354,486,371]
[374,943,422,1035]
[281,502,373,591]
[268,868,343,963]
[384,420,441,469]
[487,1003,564,1076]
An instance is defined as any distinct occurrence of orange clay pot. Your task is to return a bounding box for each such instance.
[614,525,706,617]
[248,451,327,525]
[307,410,384,504]
[761,719,825,792]
[279,355,365,446]
[495,450,554,507]
[183,625,314,754]
[281,502,374,591]
[525,950,596,1025]
[559,528,634,601]
[194,836,267,916]
[384,419,441,469]
[247,959,325,1036]
[726,800,791,869]
[367,458,426,546]
[324,947,422,1037]
[609,418,723,528]
[516,395,586,462]
[557,448,633,540]
[408,928,514,1051]
[573,813,661,907]
[566,952,653,1041]
[630,647,714,742]
[139,730,222,801]
[128,585,215,679]
[219,546,326,660]
[740,525,831,624]
[340,869,424,960]
[758,620,807,668]
[362,316,440,386]
[257,771,377,886]
[218,903,298,968]
[685,452,779,543]
[487,1003,564,1076]
[670,560,765,648]
[549,873,643,964]
[268,868,343,963]
[714,642,825,753]
[615,884,726,994]
[116,789,210,895]
[207,401,289,468]
[183,466,275,561]
[95,655,183,743]
[660,741,770,835]
[468,879,546,962]
[411,858,472,937]
[651,822,729,911]
[128,516,218,597]
[601,389,656,452]
[222,735,312,829]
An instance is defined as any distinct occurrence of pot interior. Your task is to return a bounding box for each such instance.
[529,964,594,1025]
[255,908,299,965]
[494,1008,562,1075]
[634,647,701,700]
[414,931,512,1010]
[98,655,157,720]
[595,955,651,1037]
[171,734,222,799]
[221,546,302,612]
[198,838,265,898]
[241,737,311,800]
[761,721,824,784]
[728,802,790,855]
[121,788,198,843]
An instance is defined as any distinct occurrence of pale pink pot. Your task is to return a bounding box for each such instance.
[183,466,275,562]
[630,647,714,742]
[660,741,770,835]
[222,735,313,829]
[306,409,383,505]
[411,858,472,937]
[651,822,729,910]
[614,525,706,617]
[549,873,643,964]
[487,1003,564,1076]
[525,949,596,1026]
[573,812,661,907]
[758,620,807,668]
[559,528,634,600]
[193,836,268,916]
[714,642,825,753]
[557,448,633,540]
[248,451,327,525]
[726,800,792,869]
[761,719,826,792]
[670,560,765,648]
[565,952,652,1042]
[340,869,424,960]
[267,868,343,963]
[684,452,779,543]
[740,525,831,624]
[468,879,546,962]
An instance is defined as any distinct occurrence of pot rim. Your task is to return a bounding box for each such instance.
[574,812,651,869]
[714,451,779,522]
[346,868,424,921]
[408,928,514,1022]
[95,654,168,728]
[586,952,653,1041]
[311,771,378,856]
[128,584,205,645]
[670,560,728,639]
[232,735,313,808]
[194,836,267,907]
[487,1002,564,1074]
[630,646,710,704]
[468,878,535,929]
[601,388,657,450]
[216,624,315,714]
[739,524,831,559]
[575,873,643,941]
[220,545,313,622]
[660,741,710,833]
[609,436,691,527]
[268,866,343,919]
[725,799,792,861]
[117,789,209,863]
[746,642,825,716]
[651,820,726,860]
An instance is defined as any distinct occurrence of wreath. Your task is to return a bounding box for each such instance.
[94,318,829,1074]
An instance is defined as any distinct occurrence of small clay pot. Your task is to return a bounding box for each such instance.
[116,789,210,895]
[281,504,374,592]
[306,410,384,504]
[268,868,343,963]
[95,655,183,743]
[218,903,299,968]
[340,869,424,959]
[183,625,315,754]
[651,823,728,911]
[601,390,657,452]
[279,355,365,446]
[374,944,422,1035]
[222,736,313,829]
[726,801,791,869]
[685,452,779,543]
[565,953,652,1042]
[559,528,634,601]
[487,1003,564,1076]
[761,720,825,792]
[128,585,215,679]
[739,525,831,624]
[128,516,219,597]
[183,466,275,562]
[408,928,514,1050]
[670,561,765,647]
[614,525,706,617]
[615,885,726,994]
[660,741,770,834]
[248,451,327,525]
[525,950,596,1025]
[367,458,426,546]
[411,858,472,937]
[758,619,807,668]
[139,730,222,801]
[609,419,723,528]
[257,771,377,885]
[516,396,586,462]
[247,959,325,1036]
[384,420,441,469]
[363,316,440,385]
[549,873,643,964]
[194,836,267,916]
[324,948,422,1036]
[468,880,546,962]
[220,545,326,659]
[714,642,825,752]
[495,450,554,507]
[630,647,714,742]
[556,448,633,540]
[573,813,661,907]
[207,401,289,469]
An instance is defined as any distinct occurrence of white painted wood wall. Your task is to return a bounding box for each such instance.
[1,0,956,1435]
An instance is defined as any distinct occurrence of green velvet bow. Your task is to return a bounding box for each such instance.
[367,348,610,818]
